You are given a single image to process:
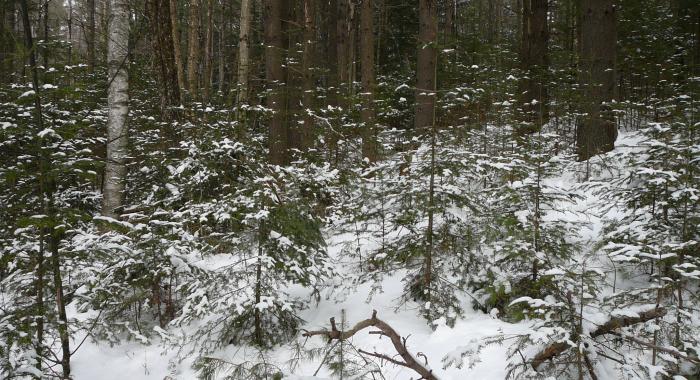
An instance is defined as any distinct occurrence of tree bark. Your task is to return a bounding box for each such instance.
[264,0,286,165]
[186,0,202,99]
[576,0,618,161]
[103,0,130,219]
[518,0,549,135]
[337,0,349,99]
[146,0,180,117]
[202,0,214,102]
[169,0,185,101]
[415,0,437,131]
[301,0,316,151]
[359,0,377,162]
[236,0,253,111]
[87,0,96,71]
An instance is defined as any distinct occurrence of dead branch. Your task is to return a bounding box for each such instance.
[302,310,438,380]
[532,307,667,370]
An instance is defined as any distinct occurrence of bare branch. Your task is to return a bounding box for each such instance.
[302,310,437,380]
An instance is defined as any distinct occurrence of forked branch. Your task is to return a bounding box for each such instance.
[302,310,438,380]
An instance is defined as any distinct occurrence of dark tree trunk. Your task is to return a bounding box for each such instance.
[517,0,549,135]
[202,0,214,102]
[186,0,202,99]
[337,0,349,100]
[146,0,180,118]
[576,0,618,161]
[301,0,316,151]
[87,0,96,71]
[360,0,377,162]
[326,0,339,162]
[264,0,287,165]
[0,2,16,81]
[415,0,437,131]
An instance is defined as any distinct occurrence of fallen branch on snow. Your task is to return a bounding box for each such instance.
[302,310,438,380]
[532,307,668,370]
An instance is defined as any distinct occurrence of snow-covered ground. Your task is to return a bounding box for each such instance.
[69,132,644,379]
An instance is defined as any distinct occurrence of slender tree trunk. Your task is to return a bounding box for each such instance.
[337,0,348,99]
[19,0,46,374]
[415,0,437,131]
[87,0,96,71]
[217,3,225,94]
[359,0,377,161]
[444,0,455,42]
[103,0,130,218]
[170,0,185,101]
[300,0,316,151]
[236,0,253,110]
[576,0,618,160]
[49,229,70,379]
[347,1,356,98]
[202,0,214,101]
[186,0,202,99]
[41,0,49,69]
[264,0,286,165]
[67,0,73,69]
[517,0,549,135]
[326,0,339,162]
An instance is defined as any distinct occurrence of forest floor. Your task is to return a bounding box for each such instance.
[68,131,643,380]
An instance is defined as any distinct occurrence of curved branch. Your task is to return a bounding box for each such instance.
[302,310,438,380]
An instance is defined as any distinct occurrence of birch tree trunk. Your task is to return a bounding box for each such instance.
[187,0,202,99]
[359,0,377,162]
[103,0,130,218]
[236,0,253,110]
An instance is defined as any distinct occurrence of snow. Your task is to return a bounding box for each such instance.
[66,131,691,379]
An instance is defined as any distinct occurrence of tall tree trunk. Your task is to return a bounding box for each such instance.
[326,0,339,162]
[264,0,286,165]
[415,0,437,131]
[103,0,130,218]
[416,0,438,291]
[217,3,225,94]
[517,0,549,135]
[169,0,185,101]
[236,0,253,111]
[300,0,316,151]
[1,2,16,81]
[87,0,96,71]
[444,0,455,43]
[359,0,377,161]
[337,0,348,100]
[19,0,45,373]
[41,0,49,69]
[347,1,356,98]
[186,0,201,99]
[202,0,213,101]
[147,0,180,118]
[576,0,617,161]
